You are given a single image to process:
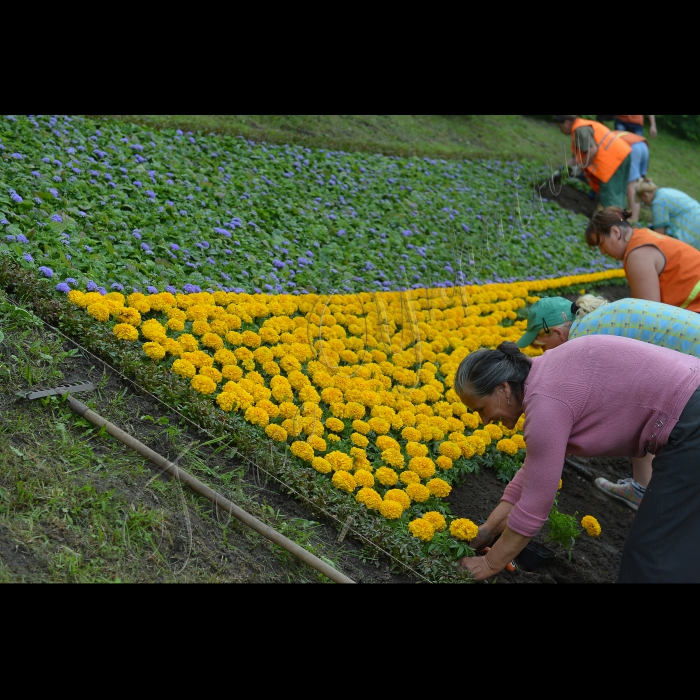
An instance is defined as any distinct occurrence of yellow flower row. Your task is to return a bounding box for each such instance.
[66,270,621,543]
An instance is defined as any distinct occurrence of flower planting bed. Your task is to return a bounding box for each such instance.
[0,115,635,583]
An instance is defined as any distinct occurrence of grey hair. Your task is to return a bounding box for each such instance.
[454,341,532,401]
[574,293,608,319]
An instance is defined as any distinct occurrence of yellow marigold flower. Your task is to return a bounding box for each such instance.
[244,406,270,427]
[216,392,236,412]
[172,359,196,379]
[436,455,453,470]
[263,424,287,442]
[67,289,85,306]
[311,457,332,474]
[465,434,486,456]
[113,323,139,342]
[307,434,326,452]
[438,441,462,460]
[168,318,185,332]
[325,417,345,433]
[142,341,166,360]
[558,479,563,491]
[408,518,435,542]
[354,469,375,487]
[406,483,431,503]
[240,330,261,348]
[427,478,452,498]
[484,423,503,441]
[199,366,222,384]
[202,332,224,351]
[256,399,280,419]
[332,470,356,493]
[384,489,411,511]
[496,438,518,456]
[367,416,390,434]
[326,451,354,472]
[450,518,479,542]
[581,515,601,537]
[351,419,370,435]
[379,499,404,519]
[327,433,341,443]
[375,467,399,486]
[347,432,367,448]
[191,320,211,336]
[117,307,142,326]
[405,441,428,458]
[86,302,111,322]
[221,365,243,382]
[423,511,446,533]
[400,470,421,485]
[356,487,383,510]
[320,387,344,404]
[262,360,280,376]
[376,435,400,452]
[380,448,404,469]
[408,456,436,480]
[461,412,480,430]
[177,333,199,352]
[290,440,315,463]
[191,374,217,395]
[512,434,526,449]
[401,427,422,442]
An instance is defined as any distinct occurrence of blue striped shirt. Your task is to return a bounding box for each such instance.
[569,297,700,356]
[652,187,700,249]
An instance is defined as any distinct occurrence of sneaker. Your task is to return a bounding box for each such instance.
[594,477,641,511]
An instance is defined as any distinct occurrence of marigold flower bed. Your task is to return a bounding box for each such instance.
[64,268,624,556]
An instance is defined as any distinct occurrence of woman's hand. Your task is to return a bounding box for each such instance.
[459,553,502,582]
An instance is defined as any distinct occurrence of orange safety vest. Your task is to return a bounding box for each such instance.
[612,130,649,148]
[615,115,644,126]
[571,118,632,191]
[623,228,700,312]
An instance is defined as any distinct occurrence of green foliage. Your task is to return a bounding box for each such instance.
[545,504,582,560]
[655,115,700,143]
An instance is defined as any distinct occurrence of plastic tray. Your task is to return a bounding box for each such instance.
[516,541,556,572]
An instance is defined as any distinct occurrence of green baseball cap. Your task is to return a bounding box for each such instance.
[516,297,576,348]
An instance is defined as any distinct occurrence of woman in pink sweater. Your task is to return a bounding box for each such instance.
[454,336,700,583]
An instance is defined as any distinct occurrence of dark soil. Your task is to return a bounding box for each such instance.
[538,180,600,219]
[447,455,636,583]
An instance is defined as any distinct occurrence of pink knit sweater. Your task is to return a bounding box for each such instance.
[502,334,700,537]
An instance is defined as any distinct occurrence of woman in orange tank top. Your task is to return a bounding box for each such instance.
[585,206,700,313]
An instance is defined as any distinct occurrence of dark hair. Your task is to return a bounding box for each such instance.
[553,115,578,123]
[585,206,633,246]
[454,341,532,401]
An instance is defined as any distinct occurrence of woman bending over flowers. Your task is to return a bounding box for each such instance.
[453,339,700,583]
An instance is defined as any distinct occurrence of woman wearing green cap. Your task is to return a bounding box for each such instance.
[516,294,700,511]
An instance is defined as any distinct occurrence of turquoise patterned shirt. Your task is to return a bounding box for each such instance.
[652,187,700,249]
[569,297,700,356]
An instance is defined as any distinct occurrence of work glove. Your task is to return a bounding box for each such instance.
[568,164,582,178]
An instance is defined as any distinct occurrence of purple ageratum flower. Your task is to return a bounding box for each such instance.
[23,253,34,262]
[78,211,87,217]
[132,231,142,240]
[145,190,156,198]
[179,210,187,216]
[134,155,147,163]
[53,176,62,183]
[147,285,158,294]
[183,284,201,294]
[31,171,41,178]
[170,243,179,251]
[50,214,63,223]
[86,280,98,291]
[11,153,22,159]
[1,219,9,225]
[98,287,107,295]
[48,188,59,198]
[65,277,77,285]
[111,283,124,291]
[166,285,177,294]
[140,243,151,252]
[38,266,53,277]
[16,233,28,244]
[56,282,71,293]
[214,227,231,237]
[130,144,144,151]
[133,180,142,188]
[273,259,285,269]
[10,191,23,203]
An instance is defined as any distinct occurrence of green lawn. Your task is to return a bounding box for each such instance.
[92,115,700,200]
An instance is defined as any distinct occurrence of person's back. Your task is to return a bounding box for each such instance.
[569,297,700,356]
[652,188,700,248]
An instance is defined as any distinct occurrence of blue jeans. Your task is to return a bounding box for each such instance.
[615,119,644,135]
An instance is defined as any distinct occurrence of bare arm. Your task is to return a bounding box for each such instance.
[625,245,665,302]
[648,115,657,139]
[469,500,514,551]
[461,526,531,582]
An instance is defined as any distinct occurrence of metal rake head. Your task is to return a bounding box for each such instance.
[24,381,95,400]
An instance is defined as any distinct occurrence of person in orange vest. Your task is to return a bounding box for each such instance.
[614,115,658,139]
[553,116,650,221]
[585,206,700,313]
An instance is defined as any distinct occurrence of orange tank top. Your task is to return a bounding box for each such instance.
[623,228,700,312]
